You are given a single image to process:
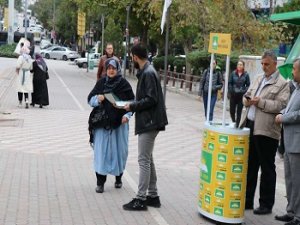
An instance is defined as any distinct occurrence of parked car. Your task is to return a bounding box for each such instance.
[40,39,52,49]
[40,45,59,55]
[75,53,101,68]
[41,46,80,61]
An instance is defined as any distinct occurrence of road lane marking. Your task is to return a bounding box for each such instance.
[124,170,170,225]
[51,68,85,111]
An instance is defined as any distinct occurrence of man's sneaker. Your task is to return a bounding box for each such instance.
[123,198,147,211]
[146,196,161,208]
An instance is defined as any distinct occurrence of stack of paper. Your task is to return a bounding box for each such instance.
[104,93,132,108]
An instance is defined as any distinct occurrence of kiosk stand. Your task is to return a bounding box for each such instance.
[198,33,250,224]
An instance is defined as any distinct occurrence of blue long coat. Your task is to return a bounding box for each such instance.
[89,95,131,176]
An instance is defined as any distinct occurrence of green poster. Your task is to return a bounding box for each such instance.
[200,151,212,183]
[219,135,229,144]
[233,147,244,155]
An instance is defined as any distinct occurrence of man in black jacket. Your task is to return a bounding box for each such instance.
[123,44,168,211]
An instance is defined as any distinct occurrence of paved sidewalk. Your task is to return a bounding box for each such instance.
[0,59,287,225]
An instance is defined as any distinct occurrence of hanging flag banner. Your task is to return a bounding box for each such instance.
[160,0,172,34]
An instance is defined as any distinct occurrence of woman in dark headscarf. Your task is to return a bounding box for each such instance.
[30,53,49,108]
[88,58,134,193]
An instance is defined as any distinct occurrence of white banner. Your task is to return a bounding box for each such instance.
[160,0,172,34]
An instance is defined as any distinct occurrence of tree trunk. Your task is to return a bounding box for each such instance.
[270,0,274,16]
[183,44,192,74]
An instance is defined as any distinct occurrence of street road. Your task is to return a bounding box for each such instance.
[0,57,286,225]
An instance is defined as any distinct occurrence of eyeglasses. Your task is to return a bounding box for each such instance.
[261,62,270,66]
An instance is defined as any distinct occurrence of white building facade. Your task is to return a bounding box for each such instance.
[247,0,290,9]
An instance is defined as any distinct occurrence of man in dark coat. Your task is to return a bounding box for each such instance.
[123,44,168,211]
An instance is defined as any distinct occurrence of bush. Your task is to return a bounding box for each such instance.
[187,50,243,76]
[0,43,18,58]
[153,55,175,72]
[153,50,244,76]
[173,57,186,73]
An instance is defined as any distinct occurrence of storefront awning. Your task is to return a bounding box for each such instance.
[270,11,300,25]
[270,11,300,79]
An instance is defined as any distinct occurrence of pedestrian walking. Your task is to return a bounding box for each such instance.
[198,60,223,121]
[274,58,300,225]
[228,60,250,127]
[16,46,33,108]
[88,58,134,193]
[30,53,49,108]
[96,43,120,80]
[239,50,290,215]
[123,43,168,211]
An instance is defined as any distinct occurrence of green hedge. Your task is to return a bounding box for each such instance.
[154,50,247,76]
[187,50,241,76]
[153,56,186,73]
[0,44,18,58]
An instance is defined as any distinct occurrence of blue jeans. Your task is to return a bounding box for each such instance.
[203,92,217,121]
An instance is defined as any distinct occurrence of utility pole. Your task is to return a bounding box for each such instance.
[8,0,15,44]
[123,5,130,78]
[53,0,56,44]
[101,14,104,56]
[24,0,28,39]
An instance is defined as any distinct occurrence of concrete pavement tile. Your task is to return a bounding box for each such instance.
[0,58,290,225]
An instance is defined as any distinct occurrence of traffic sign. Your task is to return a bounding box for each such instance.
[208,33,231,55]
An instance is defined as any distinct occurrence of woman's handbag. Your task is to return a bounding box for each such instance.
[88,105,110,144]
[88,105,109,129]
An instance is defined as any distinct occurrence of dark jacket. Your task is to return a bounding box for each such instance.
[130,62,168,135]
[228,70,250,95]
[198,68,223,96]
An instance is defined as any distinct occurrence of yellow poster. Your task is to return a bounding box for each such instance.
[208,33,232,55]
[198,124,249,224]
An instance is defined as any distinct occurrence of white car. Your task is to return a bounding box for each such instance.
[40,39,52,49]
[41,46,80,61]
[75,53,101,68]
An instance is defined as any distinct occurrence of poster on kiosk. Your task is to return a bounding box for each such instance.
[198,33,250,224]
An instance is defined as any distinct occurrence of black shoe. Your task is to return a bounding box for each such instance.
[285,219,300,225]
[253,206,272,215]
[95,185,104,193]
[123,198,147,211]
[115,182,122,188]
[146,196,161,208]
[39,105,43,108]
[275,214,294,222]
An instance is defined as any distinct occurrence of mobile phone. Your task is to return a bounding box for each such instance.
[245,96,251,100]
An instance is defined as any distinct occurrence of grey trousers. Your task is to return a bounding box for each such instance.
[136,130,159,200]
[284,152,300,220]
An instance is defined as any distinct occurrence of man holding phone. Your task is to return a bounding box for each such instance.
[239,50,290,215]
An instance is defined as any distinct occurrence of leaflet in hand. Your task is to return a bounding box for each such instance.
[104,93,132,108]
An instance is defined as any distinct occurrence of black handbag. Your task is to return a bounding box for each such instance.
[88,105,110,129]
[88,105,110,144]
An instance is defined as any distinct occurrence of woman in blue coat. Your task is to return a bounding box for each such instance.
[88,58,134,193]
